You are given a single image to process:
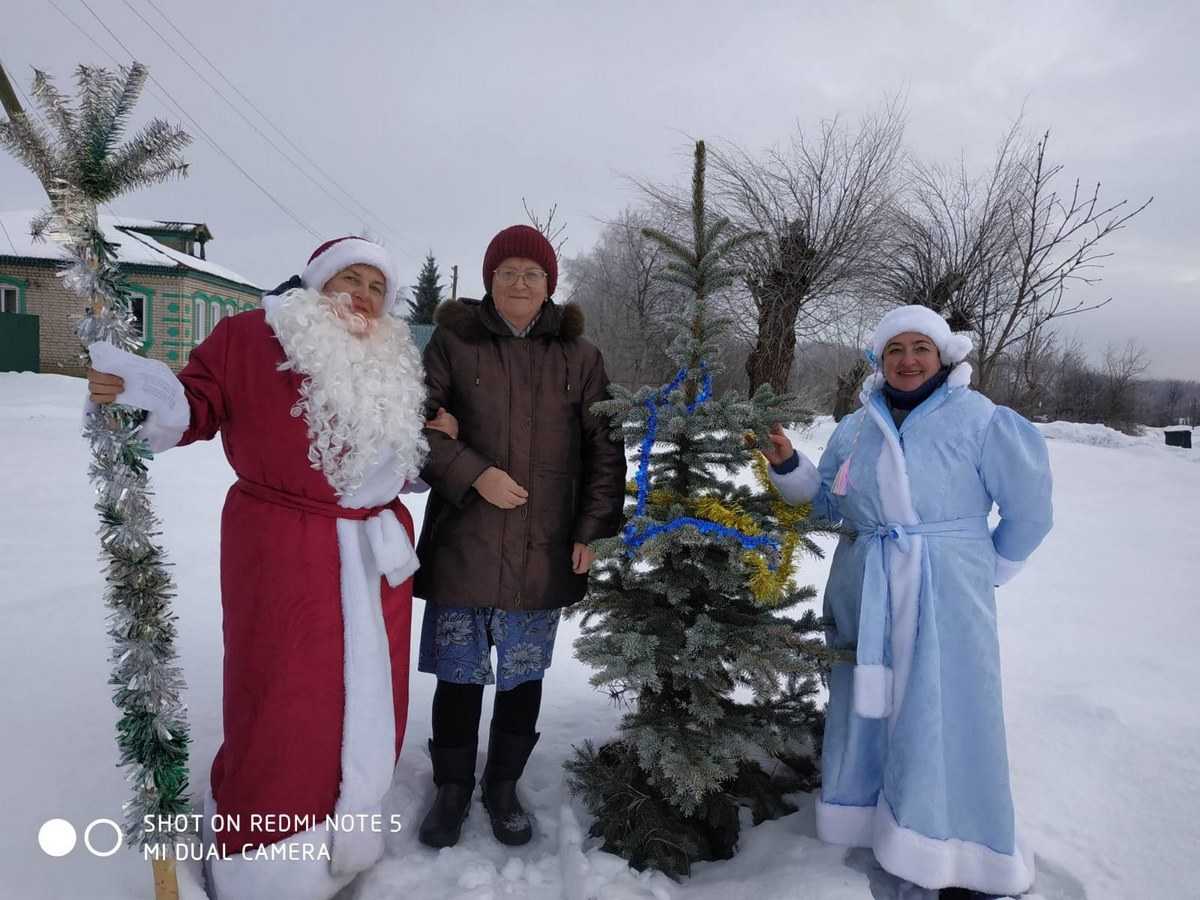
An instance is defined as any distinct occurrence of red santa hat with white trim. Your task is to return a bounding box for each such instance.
[869,304,973,366]
[301,236,400,313]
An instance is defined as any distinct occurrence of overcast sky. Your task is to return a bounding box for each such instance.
[2,0,1196,379]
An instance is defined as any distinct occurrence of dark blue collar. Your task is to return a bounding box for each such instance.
[881,366,951,411]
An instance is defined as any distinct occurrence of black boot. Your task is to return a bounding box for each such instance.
[481,727,540,846]
[417,739,476,848]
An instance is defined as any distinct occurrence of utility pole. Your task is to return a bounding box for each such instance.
[450,264,458,302]
[0,58,57,201]
[0,57,26,120]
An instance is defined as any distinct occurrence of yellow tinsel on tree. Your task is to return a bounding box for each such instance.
[623,452,811,607]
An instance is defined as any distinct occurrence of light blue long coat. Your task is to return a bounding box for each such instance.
[772,367,1052,894]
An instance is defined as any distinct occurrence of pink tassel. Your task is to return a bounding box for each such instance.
[832,455,852,496]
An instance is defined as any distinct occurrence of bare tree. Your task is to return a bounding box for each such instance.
[974,132,1153,392]
[882,123,1151,395]
[523,197,568,256]
[631,104,904,394]
[1157,379,1187,426]
[876,122,1026,337]
[1098,340,1149,430]
[562,207,677,387]
[706,102,905,393]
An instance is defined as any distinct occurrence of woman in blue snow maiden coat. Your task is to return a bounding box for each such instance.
[764,305,1053,899]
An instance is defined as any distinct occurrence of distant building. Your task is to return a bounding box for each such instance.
[0,211,261,375]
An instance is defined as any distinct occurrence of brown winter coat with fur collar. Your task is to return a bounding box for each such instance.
[413,296,626,610]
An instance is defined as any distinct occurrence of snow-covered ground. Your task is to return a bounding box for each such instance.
[2,371,1198,900]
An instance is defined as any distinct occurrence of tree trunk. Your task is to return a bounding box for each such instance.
[745,298,800,395]
[833,360,871,421]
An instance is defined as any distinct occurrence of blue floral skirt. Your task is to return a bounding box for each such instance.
[418,605,561,691]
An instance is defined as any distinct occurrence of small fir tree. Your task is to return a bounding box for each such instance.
[566,141,837,878]
[407,251,444,323]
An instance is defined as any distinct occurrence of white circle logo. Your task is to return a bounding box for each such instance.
[84,819,124,857]
[38,819,78,857]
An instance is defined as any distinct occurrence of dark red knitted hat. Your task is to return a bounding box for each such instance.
[482,225,558,296]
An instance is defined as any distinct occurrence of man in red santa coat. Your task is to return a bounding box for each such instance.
[87,237,447,899]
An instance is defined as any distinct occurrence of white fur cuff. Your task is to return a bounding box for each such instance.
[994,553,1025,586]
[137,412,188,453]
[854,664,894,718]
[766,452,821,505]
[815,798,875,848]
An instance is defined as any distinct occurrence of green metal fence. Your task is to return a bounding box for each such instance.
[0,312,40,372]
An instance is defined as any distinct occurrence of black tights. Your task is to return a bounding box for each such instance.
[431,679,542,747]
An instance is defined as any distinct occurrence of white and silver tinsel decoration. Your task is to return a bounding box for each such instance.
[49,183,193,851]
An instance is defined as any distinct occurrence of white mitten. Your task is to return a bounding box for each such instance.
[86,342,190,452]
[87,342,188,429]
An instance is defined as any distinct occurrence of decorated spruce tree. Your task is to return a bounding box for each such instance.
[567,141,834,878]
[1,63,192,895]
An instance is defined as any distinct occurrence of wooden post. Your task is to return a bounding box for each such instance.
[0,58,24,121]
[450,264,458,302]
[151,857,180,900]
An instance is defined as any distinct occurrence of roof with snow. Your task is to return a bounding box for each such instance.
[0,210,260,291]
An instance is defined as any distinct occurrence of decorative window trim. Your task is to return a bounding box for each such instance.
[193,296,207,344]
[0,274,27,314]
[123,281,155,350]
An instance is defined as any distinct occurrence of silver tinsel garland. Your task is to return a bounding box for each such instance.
[49,184,193,851]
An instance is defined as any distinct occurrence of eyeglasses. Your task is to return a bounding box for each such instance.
[494,269,547,287]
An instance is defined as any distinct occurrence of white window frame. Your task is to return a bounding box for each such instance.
[194,298,207,344]
[127,293,146,341]
[0,285,18,314]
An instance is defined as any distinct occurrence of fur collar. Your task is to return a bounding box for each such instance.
[434,297,585,341]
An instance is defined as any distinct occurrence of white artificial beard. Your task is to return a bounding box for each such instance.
[264,287,428,498]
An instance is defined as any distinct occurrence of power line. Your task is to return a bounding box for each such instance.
[120,0,393,240]
[51,0,321,240]
[75,0,321,240]
[135,0,398,242]
[0,218,18,255]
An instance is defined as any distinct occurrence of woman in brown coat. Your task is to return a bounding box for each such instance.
[414,224,626,849]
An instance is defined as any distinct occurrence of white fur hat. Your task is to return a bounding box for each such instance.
[869,304,973,365]
[301,236,399,312]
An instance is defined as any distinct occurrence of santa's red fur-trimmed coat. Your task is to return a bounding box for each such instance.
[174,309,414,857]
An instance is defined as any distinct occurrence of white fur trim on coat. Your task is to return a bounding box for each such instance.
[815,798,874,848]
[301,238,399,313]
[813,795,1034,895]
[869,305,973,365]
[201,790,355,900]
[872,795,1035,894]
[994,553,1024,586]
[766,452,821,506]
[854,664,894,719]
[858,387,923,731]
[329,518,397,876]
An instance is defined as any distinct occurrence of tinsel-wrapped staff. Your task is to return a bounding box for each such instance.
[0,62,192,900]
